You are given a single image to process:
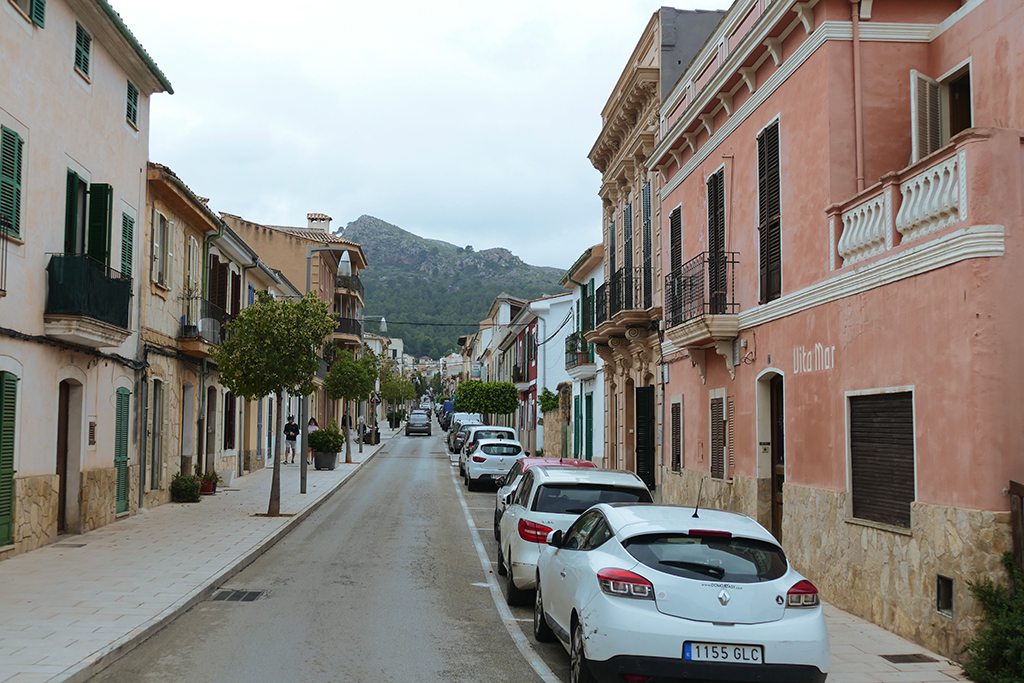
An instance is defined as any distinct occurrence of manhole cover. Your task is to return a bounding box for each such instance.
[881,653,937,664]
[210,589,266,602]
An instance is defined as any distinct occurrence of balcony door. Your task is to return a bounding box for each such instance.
[635,385,655,488]
[707,169,726,314]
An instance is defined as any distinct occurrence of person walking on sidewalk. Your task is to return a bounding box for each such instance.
[307,417,319,465]
[284,416,300,464]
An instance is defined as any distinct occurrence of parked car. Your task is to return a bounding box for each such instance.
[464,438,525,491]
[459,425,518,475]
[534,504,830,683]
[405,412,431,437]
[446,414,482,453]
[498,467,651,606]
[493,457,597,541]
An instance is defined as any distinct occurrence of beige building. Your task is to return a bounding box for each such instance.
[1,0,171,555]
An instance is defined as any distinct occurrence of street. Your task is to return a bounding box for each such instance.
[87,430,568,683]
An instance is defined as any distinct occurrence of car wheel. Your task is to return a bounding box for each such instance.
[458,462,465,476]
[533,577,555,642]
[467,476,478,492]
[504,548,529,606]
[570,617,598,683]
[496,545,507,576]
[493,509,501,541]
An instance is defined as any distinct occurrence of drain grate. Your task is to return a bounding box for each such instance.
[53,543,87,548]
[210,589,266,602]
[881,653,937,664]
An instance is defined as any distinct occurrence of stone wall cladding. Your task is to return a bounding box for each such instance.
[80,468,117,532]
[660,468,771,529]
[12,475,59,555]
[784,483,1011,659]
[243,450,265,473]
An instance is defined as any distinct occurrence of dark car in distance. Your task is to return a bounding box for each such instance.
[406,413,431,437]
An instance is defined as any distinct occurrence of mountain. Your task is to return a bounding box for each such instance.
[338,215,567,359]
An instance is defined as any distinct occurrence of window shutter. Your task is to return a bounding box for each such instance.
[120,213,134,278]
[87,183,113,266]
[74,23,91,76]
[30,0,45,27]
[623,203,633,272]
[910,70,941,162]
[0,371,18,546]
[150,212,162,283]
[671,402,681,471]
[165,219,174,286]
[126,81,139,127]
[850,392,915,528]
[669,207,682,273]
[710,397,725,479]
[758,122,781,303]
[0,127,23,238]
[231,271,241,317]
[64,170,82,253]
[608,219,616,274]
[114,388,130,514]
[707,170,726,314]
[641,182,653,309]
[588,279,595,331]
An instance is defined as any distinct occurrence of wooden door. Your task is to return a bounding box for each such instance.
[57,382,70,532]
[770,375,785,542]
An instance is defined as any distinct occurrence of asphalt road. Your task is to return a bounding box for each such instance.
[89,429,571,683]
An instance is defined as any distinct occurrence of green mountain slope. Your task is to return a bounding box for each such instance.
[339,215,566,359]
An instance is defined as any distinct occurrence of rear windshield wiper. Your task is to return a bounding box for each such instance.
[658,560,726,578]
[564,508,588,514]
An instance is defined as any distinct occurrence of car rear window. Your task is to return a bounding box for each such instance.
[474,430,513,440]
[410,415,428,424]
[481,443,522,456]
[623,534,788,583]
[532,485,652,515]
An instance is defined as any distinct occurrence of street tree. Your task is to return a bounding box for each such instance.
[324,350,375,463]
[213,291,336,516]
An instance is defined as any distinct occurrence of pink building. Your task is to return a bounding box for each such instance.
[652,0,1023,657]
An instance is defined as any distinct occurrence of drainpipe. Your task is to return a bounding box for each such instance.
[851,0,866,192]
[195,221,224,475]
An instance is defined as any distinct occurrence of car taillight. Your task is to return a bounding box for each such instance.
[622,676,651,683]
[518,518,552,543]
[787,580,820,608]
[597,568,654,600]
[472,456,486,462]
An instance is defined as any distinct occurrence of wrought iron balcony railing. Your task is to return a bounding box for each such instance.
[336,273,364,298]
[664,251,739,328]
[609,265,655,318]
[565,331,593,369]
[45,254,132,330]
[335,316,363,338]
[595,282,609,326]
[180,296,232,346]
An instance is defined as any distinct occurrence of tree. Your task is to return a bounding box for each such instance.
[324,350,375,464]
[213,292,336,516]
[454,380,482,412]
[454,380,518,424]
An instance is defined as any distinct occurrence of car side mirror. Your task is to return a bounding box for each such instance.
[547,530,563,547]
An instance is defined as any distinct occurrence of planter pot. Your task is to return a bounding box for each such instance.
[199,481,215,495]
[313,451,339,471]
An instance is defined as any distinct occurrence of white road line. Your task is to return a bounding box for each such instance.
[451,470,560,683]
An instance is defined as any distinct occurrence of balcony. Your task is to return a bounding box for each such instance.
[565,331,597,380]
[334,316,362,344]
[664,251,739,349]
[43,254,132,349]
[335,273,364,300]
[587,265,658,343]
[512,364,530,392]
[178,296,231,358]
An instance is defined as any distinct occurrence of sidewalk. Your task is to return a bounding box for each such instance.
[0,428,397,683]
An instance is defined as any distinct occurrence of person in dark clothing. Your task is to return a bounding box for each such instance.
[284,416,300,464]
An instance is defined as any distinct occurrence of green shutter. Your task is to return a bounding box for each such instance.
[0,371,18,546]
[30,0,45,27]
[0,127,23,238]
[114,388,130,514]
[573,395,581,456]
[75,23,91,76]
[120,213,134,277]
[87,183,112,266]
[126,81,138,127]
[64,170,81,253]
[584,394,593,461]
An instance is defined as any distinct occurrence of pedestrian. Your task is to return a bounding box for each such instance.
[284,415,299,464]
[307,417,319,465]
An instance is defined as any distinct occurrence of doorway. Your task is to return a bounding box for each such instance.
[205,387,217,472]
[56,380,83,533]
[770,375,785,542]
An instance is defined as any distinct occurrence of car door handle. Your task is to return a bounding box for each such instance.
[560,570,566,578]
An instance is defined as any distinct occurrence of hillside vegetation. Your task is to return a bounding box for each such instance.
[339,215,566,359]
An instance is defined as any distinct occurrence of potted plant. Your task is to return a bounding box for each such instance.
[309,420,345,470]
[200,469,221,495]
[170,472,201,503]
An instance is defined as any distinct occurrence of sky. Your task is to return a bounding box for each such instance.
[111,0,732,270]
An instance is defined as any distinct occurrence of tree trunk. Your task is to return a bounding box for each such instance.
[268,390,283,516]
[344,398,353,464]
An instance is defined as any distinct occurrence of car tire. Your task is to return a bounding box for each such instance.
[458,462,465,476]
[467,476,478,492]
[496,546,507,576]
[493,509,501,541]
[504,548,530,606]
[570,617,598,683]
[533,578,555,642]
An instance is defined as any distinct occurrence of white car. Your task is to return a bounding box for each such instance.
[498,467,651,606]
[493,457,597,541]
[534,504,830,683]
[463,438,525,490]
[459,425,518,474]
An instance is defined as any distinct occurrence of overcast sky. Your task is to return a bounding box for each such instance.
[112,0,731,270]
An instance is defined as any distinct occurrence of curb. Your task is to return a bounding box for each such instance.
[58,434,396,683]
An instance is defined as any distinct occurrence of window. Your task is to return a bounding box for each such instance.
[208,255,228,310]
[74,22,91,78]
[12,0,45,26]
[120,213,134,277]
[149,380,163,490]
[0,371,19,546]
[758,121,781,303]
[63,172,113,265]
[126,81,139,128]
[151,212,172,287]
[608,219,616,273]
[669,206,682,275]
[532,484,652,514]
[641,182,653,308]
[114,388,130,514]
[709,395,733,480]
[224,392,236,450]
[671,401,682,472]
[0,127,24,238]
[623,202,633,273]
[911,66,972,162]
[707,168,726,314]
[850,392,914,528]
[562,511,602,550]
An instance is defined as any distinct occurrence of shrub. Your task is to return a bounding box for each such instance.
[962,551,1024,682]
[538,387,560,413]
[170,473,201,503]
[309,421,346,453]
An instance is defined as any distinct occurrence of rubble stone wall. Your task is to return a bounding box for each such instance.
[80,468,117,532]
[12,475,59,554]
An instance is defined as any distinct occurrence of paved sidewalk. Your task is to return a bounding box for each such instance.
[0,429,396,683]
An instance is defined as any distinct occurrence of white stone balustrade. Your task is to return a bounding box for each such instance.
[895,152,963,241]
[838,192,888,265]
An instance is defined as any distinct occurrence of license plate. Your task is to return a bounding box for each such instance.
[684,642,763,664]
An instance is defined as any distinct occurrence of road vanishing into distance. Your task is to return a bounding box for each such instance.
[89,429,570,683]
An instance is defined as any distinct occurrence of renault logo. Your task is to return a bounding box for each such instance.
[718,589,731,606]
